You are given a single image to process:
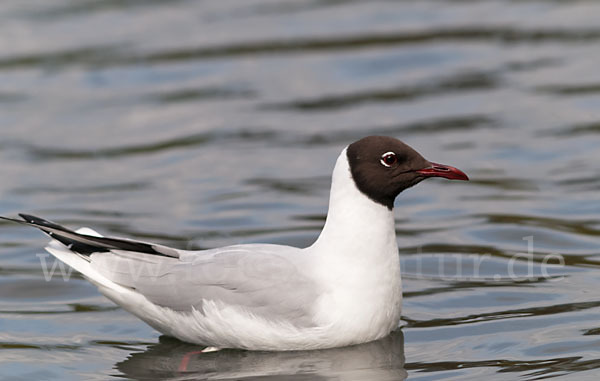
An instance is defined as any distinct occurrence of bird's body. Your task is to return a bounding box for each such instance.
[3,136,467,350]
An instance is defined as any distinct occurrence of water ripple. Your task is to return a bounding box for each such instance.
[1,27,599,70]
[547,122,600,137]
[25,130,276,160]
[264,71,499,111]
[145,86,256,104]
[403,300,600,329]
[536,83,600,95]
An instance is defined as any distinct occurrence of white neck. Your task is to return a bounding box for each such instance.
[308,148,402,340]
[310,148,397,260]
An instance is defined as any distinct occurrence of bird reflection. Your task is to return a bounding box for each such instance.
[115,330,406,380]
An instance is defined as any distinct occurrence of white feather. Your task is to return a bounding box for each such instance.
[42,148,402,350]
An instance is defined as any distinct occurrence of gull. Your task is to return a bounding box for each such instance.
[2,136,468,351]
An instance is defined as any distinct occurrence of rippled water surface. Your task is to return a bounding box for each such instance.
[1,0,600,380]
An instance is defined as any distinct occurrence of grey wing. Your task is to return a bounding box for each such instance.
[90,244,319,326]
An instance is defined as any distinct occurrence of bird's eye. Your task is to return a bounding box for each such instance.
[380,152,397,167]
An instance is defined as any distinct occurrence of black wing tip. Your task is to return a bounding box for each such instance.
[0,213,58,225]
[1,214,32,225]
[18,213,65,229]
[18,213,51,225]
[4,213,178,258]
[18,213,36,222]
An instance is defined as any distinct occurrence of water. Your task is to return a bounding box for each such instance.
[1,0,600,379]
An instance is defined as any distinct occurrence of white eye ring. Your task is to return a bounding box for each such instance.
[380,151,397,167]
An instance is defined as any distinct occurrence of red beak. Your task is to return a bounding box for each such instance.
[416,162,469,181]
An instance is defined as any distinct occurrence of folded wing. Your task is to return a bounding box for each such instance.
[5,214,318,327]
[91,244,318,325]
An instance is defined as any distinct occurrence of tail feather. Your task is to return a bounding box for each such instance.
[1,214,178,258]
[2,213,164,308]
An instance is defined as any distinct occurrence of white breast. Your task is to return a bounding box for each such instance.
[306,148,402,346]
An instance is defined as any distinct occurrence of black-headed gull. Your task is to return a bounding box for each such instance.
[2,136,468,351]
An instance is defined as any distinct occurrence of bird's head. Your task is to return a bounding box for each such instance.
[347,136,468,209]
